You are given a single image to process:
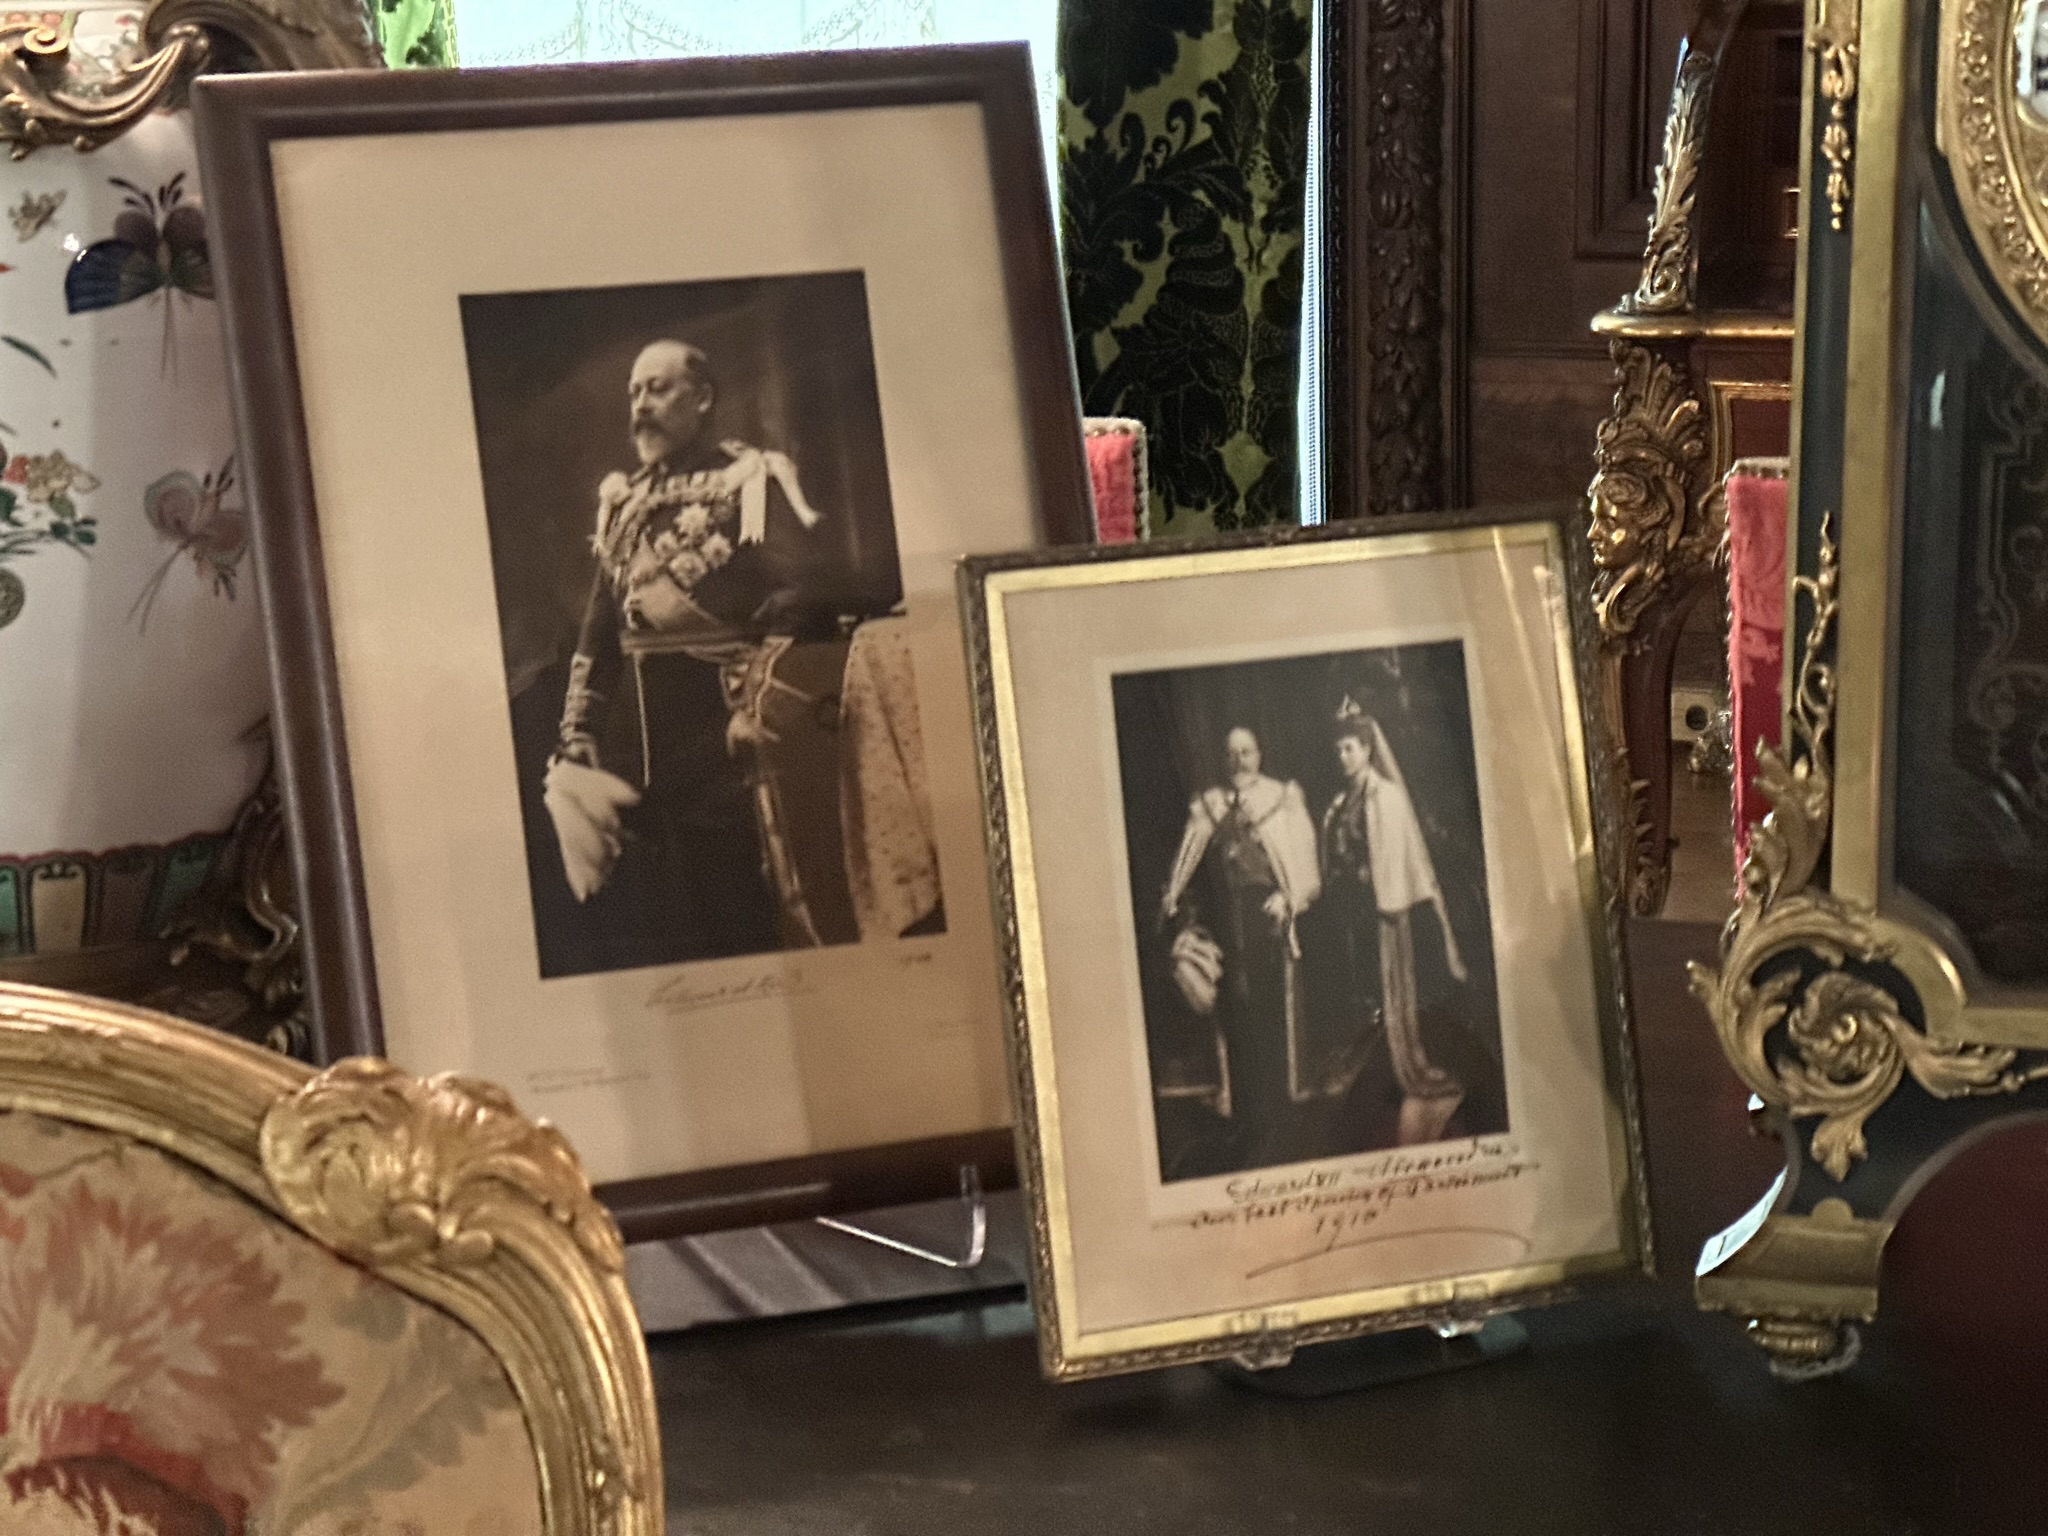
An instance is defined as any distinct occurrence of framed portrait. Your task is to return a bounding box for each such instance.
[961,510,1652,1378]
[192,46,1093,1239]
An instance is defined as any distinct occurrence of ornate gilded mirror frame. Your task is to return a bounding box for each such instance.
[1692,0,2048,1374]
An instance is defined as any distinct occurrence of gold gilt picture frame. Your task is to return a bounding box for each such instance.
[961,511,1651,1379]
[1691,0,2048,1373]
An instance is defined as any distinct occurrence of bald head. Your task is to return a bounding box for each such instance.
[629,339,714,468]
[1226,727,1261,783]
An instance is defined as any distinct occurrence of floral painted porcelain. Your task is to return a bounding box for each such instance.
[0,6,368,961]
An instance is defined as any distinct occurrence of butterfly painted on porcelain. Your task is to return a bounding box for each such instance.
[65,174,212,313]
[66,175,212,373]
[10,190,62,243]
[129,456,245,633]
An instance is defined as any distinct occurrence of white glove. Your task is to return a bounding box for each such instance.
[1170,926,1225,1017]
[543,757,642,902]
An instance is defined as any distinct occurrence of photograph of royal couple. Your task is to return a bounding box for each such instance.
[1113,642,1510,1184]
[462,270,947,980]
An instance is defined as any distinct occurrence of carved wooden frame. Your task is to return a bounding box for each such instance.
[1324,0,1470,519]
[0,978,663,1533]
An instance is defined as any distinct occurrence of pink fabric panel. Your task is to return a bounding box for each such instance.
[1084,420,1145,544]
[1725,468,1790,880]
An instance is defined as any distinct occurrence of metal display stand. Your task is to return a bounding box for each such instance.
[814,1163,989,1271]
[1210,1315,1529,1399]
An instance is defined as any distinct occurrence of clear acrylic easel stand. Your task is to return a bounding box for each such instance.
[1208,1313,1529,1399]
[813,1163,989,1271]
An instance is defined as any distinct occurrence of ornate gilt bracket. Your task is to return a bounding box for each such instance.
[1687,522,2046,1182]
[1586,338,1717,912]
[0,0,376,159]
[1588,343,1716,642]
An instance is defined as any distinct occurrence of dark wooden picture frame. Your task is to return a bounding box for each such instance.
[193,45,1093,1241]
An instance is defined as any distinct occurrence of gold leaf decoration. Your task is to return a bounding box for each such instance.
[1588,342,1715,642]
[1627,48,1716,317]
[1689,519,2035,1179]
[260,1057,626,1274]
[1810,0,1860,230]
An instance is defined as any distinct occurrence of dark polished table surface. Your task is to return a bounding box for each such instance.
[650,922,2048,1534]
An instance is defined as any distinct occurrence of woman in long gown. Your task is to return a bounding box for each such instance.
[1321,697,1470,1146]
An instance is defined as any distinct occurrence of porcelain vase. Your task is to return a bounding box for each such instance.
[0,6,266,960]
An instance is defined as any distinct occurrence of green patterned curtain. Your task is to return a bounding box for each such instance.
[1059,0,1311,534]
[373,0,458,66]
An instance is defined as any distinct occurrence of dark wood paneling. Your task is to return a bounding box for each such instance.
[1577,0,1696,257]
[1461,0,1684,506]
[1467,355,1619,505]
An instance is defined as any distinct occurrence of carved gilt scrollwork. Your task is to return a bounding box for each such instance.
[1588,341,1717,642]
[160,763,308,1056]
[1627,48,1718,317]
[1587,339,1717,913]
[1810,0,1860,230]
[1688,524,2046,1179]
[0,15,209,157]
[261,1057,628,1275]
[1,0,375,159]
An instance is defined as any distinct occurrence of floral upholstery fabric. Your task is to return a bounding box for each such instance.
[0,1110,542,1536]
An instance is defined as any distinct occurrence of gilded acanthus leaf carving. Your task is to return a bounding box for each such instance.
[148,0,379,71]
[1690,523,2038,1179]
[1627,48,1715,317]
[260,1058,626,1274]
[1587,341,1714,642]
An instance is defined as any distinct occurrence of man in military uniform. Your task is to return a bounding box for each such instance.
[541,338,851,965]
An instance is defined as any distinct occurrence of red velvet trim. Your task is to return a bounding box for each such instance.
[1085,429,1141,545]
[1725,471,1790,885]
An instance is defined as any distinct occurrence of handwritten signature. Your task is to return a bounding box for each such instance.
[644,968,817,1017]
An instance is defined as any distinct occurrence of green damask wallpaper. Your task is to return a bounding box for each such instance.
[375,0,457,67]
[1060,0,1311,535]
